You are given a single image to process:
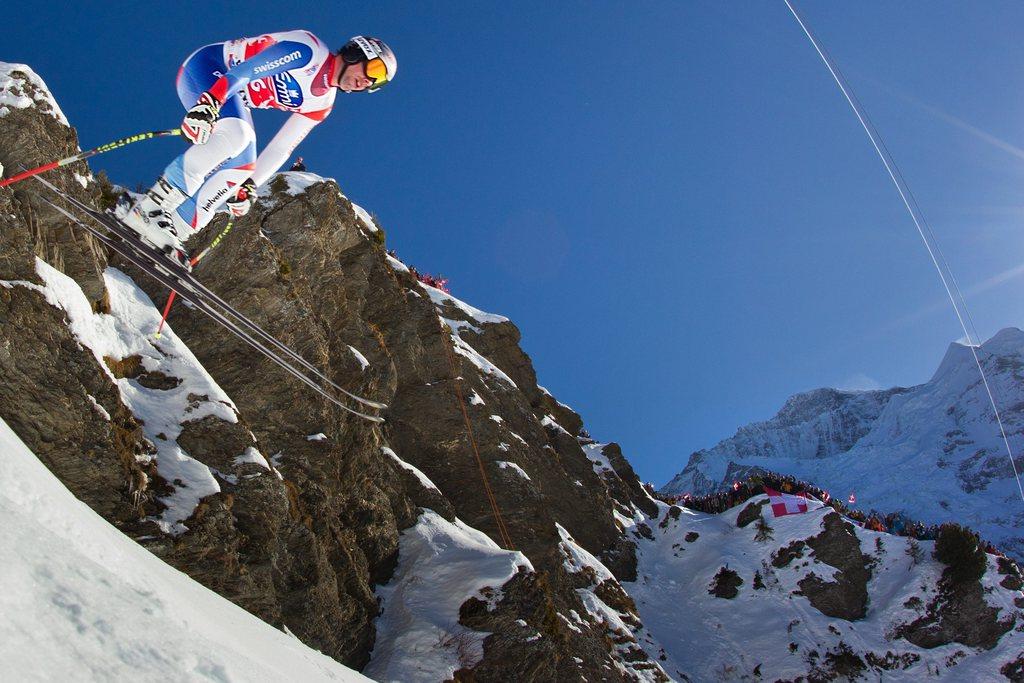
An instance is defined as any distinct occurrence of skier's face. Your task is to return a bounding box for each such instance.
[337,61,373,93]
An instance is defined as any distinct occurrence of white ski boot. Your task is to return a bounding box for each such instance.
[121,177,193,270]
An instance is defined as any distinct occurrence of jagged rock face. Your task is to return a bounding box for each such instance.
[0,78,147,526]
[896,578,1015,650]
[123,177,665,677]
[0,67,106,301]
[381,283,630,574]
[0,273,147,524]
[126,183,421,666]
[661,332,1024,558]
[600,442,660,520]
[1,66,669,675]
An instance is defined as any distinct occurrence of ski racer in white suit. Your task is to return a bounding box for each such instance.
[122,31,397,267]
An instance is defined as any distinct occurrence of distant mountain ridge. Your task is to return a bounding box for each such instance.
[662,327,1024,558]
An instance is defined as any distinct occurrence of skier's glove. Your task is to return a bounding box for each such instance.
[225,178,258,217]
[181,92,221,145]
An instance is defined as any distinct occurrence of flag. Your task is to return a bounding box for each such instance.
[848,493,856,505]
[764,487,809,517]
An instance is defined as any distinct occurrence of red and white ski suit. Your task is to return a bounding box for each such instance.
[165,30,338,232]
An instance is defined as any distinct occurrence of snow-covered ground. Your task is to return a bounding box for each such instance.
[366,510,533,683]
[0,416,369,682]
[624,498,1024,681]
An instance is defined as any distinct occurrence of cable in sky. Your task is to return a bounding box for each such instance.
[782,0,1024,504]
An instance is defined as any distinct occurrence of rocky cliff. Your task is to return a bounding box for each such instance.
[0,62,668,682]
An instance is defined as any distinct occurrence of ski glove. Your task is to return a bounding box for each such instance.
[225,178,258,217]
[181,92,221,145]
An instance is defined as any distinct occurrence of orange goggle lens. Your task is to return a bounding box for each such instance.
[365,57,389,85]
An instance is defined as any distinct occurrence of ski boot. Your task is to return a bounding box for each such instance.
[119,177,193,271]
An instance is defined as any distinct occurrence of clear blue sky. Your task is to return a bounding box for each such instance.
[8,2,1024,486]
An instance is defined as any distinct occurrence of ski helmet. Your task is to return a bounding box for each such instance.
[338,36,397,92]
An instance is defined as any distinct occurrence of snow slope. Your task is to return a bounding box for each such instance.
[366,510,533,683]
[662,328,1024,557]
[2,259,243,534]
[625,498,1024,681]
[0,416,369,682]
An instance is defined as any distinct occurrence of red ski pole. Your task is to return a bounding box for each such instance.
[154,217,235,338]
[0,128,181,188]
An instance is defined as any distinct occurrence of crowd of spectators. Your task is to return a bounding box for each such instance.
[415,271,450,292]
[385,251,451,293]
[661,470,1005,556]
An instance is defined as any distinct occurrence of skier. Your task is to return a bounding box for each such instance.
[122,31,396,266]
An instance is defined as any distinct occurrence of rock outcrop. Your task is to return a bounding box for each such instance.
[0,63,668,681]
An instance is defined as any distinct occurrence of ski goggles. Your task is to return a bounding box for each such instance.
[364,57,390,90]
[340,43,391,91]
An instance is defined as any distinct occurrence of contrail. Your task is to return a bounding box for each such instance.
[858,73,1024,163]
[783,0,1024,502]
[872,260,1024,341]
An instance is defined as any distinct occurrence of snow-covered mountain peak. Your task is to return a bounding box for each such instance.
[663,328,1024,559]
[925,328,1024,396]
[775,387,896,425]
[979,326,1024,356]
[0,62,68,125]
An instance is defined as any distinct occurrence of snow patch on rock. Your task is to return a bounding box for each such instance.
[347,345,369,371]
[497,461,531,481]
[582,442,614,476]
[556,523,614,583]
[15,261,238,534]
[350,202,379,233]
[234,447,271,471]
[382,446,440,492]
[366,510,532,682]
[0,62,69,125]
[424,285,509,325]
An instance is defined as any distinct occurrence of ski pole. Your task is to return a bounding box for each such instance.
[0,128,181,188]
[154,217,235,338]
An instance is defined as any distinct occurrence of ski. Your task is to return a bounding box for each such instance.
[33,175,387,412]
[33,174,387,411]
[36,190,385,423]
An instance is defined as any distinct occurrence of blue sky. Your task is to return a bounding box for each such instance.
[8,2,1024,486]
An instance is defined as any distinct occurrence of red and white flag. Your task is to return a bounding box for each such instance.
[764,487,809,517]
